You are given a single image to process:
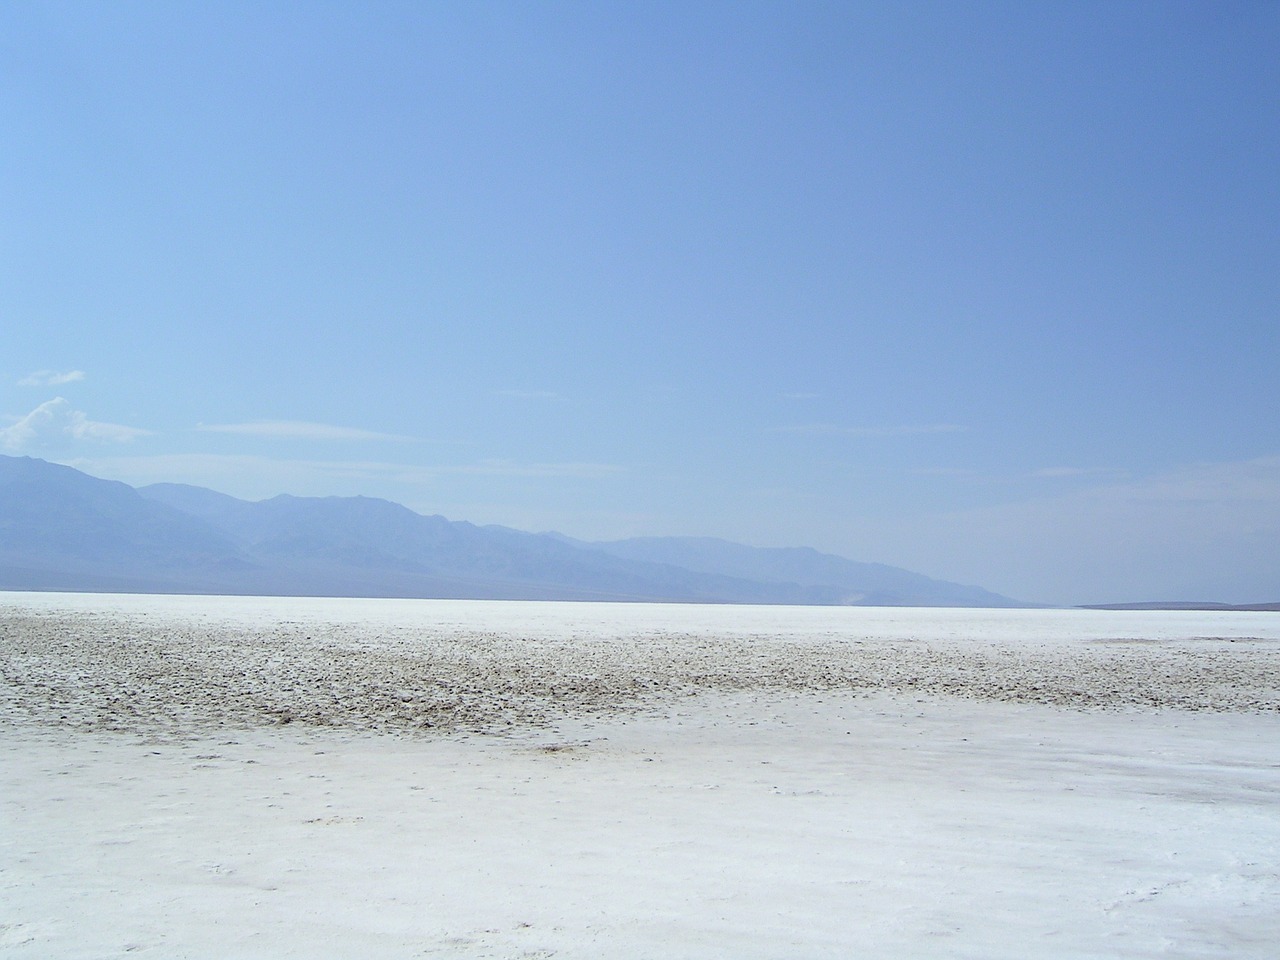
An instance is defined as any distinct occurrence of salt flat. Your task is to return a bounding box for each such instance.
[2,593,1278,958]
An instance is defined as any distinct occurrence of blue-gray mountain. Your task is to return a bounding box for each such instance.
[0,455,1021,606]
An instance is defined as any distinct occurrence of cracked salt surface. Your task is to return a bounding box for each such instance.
[3,596,1277,734]
[1,593,1278,958]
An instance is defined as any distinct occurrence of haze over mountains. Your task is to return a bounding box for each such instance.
[0,454,1020,606]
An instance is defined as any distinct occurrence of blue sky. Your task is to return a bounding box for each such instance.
[2,1,1277,604]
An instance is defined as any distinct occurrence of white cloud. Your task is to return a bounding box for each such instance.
[68,453,418,497]
[495,390,565,401]
[1029,466,1126,480]
[197,420,416,442]
[18,369,85,387]
[909,466,1128,484]
[458,460,623,479]
[68,453,626,502]
[1,398,150,452]
[1097,457,1280,505]
[910,467,976,479]
[770,423,968,438]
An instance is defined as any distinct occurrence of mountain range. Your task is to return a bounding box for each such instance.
[0,454,1020,606]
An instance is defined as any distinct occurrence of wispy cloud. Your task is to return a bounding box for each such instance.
[18,369,85,387]
[495,390,565,401]
[1,397,149,451]
[769,423,968,438]
[456,459,623,479]
[1088,456,1280,505]
[1029,466,1127,480]
[68,453,414,495]
[69,453,625,499]
[197,420,416,442]
[911,467,976,479]
[912,466,1127,484]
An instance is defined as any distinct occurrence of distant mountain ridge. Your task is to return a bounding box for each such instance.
[1080,601,1280,612]
[0,455,1022,606]
[564,535,1008,607]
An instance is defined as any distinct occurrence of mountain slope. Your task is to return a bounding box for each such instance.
[565,535,1018,607]
[138,485,796,601]
[2,455,1023,605]
[0,456,253,591]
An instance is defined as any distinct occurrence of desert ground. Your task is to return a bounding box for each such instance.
[2,593,1278,958]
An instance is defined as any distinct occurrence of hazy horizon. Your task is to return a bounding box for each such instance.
[3,2,1277,606]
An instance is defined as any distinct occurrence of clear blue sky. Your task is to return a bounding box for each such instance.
[3,1,1277,604]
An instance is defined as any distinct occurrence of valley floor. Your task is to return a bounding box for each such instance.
[2,594,1278,958]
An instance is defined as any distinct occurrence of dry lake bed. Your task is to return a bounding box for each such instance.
[2,593,1278,958]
